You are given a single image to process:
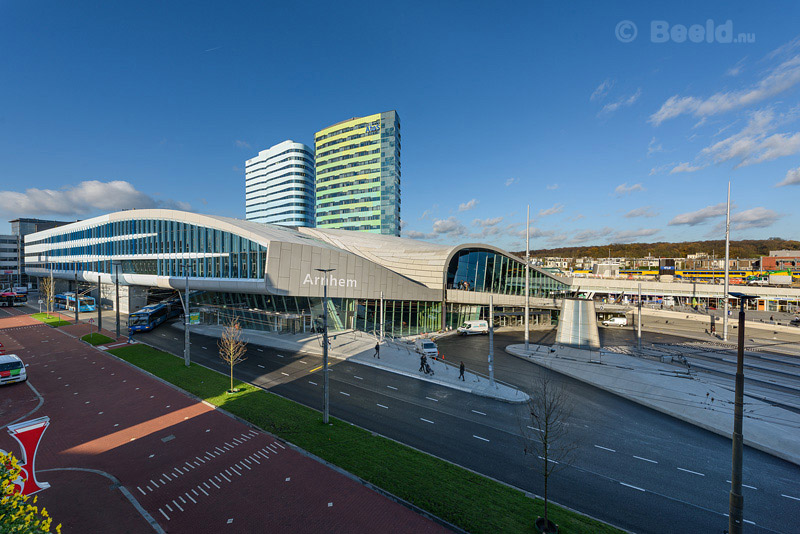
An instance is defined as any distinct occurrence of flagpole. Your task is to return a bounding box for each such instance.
[723,182,731,341]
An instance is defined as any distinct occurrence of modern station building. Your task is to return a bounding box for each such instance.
[245,140,315,227]
[24,209,568,335]
[314,111,401,235]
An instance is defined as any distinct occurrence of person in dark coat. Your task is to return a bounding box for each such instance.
[374,342,380,358]
[459,361,465,381]
[419,354,426,372]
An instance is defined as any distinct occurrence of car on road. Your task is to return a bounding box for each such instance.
[0,354,27,385]
[790,316,800,327]
[457,320,489,335]
[602,316,629,327]
[414,339,439,358]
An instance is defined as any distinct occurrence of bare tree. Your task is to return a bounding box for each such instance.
[39,277,53,315]
[218,317,247,393]
[520,371,577,533]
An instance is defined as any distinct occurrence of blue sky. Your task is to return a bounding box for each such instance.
[1,1,799,250]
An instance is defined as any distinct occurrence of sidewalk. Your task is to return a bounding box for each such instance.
[505,343,800,466]
[176,323,529,404]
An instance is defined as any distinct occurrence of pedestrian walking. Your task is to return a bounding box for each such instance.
[374,341,380,358]
[459,361,465,381]
[419,354,427,372]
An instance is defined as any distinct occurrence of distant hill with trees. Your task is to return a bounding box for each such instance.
[520,238,800,259]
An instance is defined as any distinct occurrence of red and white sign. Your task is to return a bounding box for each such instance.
[2,416,51,495]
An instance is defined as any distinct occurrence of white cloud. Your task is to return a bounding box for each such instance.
[234,140,251,149]
[670,162,707,174]
[591,79,614,101]
[650,53,800,125]
[726,57,747,77]
[458,199,479,212]
[0,180,191,217]
[599,88,641,116]
[504,177,519,187]
[546,183,559,190]
[614,182,645,196]
[647,137,664,157]
[649,163,673,176]
[776,166,800,187]
[538,203,564,217]
[612,228,661,243]
[668,203,728,226]
[699,108,800,167]
[731,207,782,230]
[624,206,659,218]
[568,227,614,245]
[404,229,435,240]
[432,216,468,236]
[472,217,503,228]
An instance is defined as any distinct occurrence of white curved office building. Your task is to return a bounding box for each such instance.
[245,140,315,227]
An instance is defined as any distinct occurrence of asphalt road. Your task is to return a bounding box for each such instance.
[131,322,800,534]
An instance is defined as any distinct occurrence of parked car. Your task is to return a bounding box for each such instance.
[602,316,629,327]
[0,354,27,385]
[457,320,489,335]
[414,339,439,358]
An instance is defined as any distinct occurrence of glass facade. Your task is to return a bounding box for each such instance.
[447,248,568,297]
[315,111,401,235]
[25,219,268,279]
[193,291,441,338]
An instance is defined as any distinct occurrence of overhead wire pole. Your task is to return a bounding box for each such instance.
[182,264,191,366]
[723,181,731,341]
[525,204,530,352]
[113,261,120,339]
[488,294,495,387]
[97,275,102,333]
[74,262,79,325]
[637,282,642,350]
[380,290,384,342]
[316,267,335,424]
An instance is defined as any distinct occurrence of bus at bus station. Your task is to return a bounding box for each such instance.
[53,292,96,312]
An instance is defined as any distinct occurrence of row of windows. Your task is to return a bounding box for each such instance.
[245,165,314,183]
[316,129,385,151]
[316,185,380,201]
[317,214,381,225]
[316,196,380,210]
[446,249,567,297]
[316,157,381,177]
[245,151,314,171]
[316,139,379,160]
[246,201,316,215]
[315,119,381,142]
[316,147,381,169]
[316,166,380,185]
[246,188,315,204]
[27,219,269,279]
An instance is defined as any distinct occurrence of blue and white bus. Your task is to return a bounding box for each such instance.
[129,302,182,333]
[54,292,96,312]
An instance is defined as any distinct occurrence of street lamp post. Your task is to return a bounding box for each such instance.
[488,294,495,387]
[182,264,191,367]
[727,291,757,534]
[525,204,530,352]
[74,263,79,325]
[112,260,121,339]
[316,267,335,424]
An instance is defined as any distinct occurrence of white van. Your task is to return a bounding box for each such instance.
[602,316,628,327]
[414,339,439,357]
[0,354,27,385]
[457,320,489,335]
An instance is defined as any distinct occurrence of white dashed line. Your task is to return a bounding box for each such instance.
[677,467,704,476]
[633,456,658,464]
[420,418,435,424]
[781,494,800,501]
[386,385,398,390]
[150,479,159,488]
[353,375,363,380]
[527,425,542,432]
[257,348,263,352]
[620,482,645,492]
[258,364,265,368]
[186,493,197,504]
[726,480,757,490]
[340,391,350,396]
[137,486,146,495]
[308,381,317,385]
[281,372,289,376]
[299,361,307,364]
[277,354,284,358]
[471,410,486,416]
[594,445,616,453]
[159,509,170,520]
[202,347,208,350]
[376,403,389,409]
[425,397,438,402]
[172,500,184,512]
[473,435,490,442]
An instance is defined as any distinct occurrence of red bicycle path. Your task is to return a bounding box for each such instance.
[0,313,450,533]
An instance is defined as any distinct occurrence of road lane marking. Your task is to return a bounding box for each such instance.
[677,467,704,476]
[186,492,196,504]
[150,479,159,488]
[420,418,435,424]
[471,410,487,416]
[308,381,317,385]
[527,425,542,432]
[620,482,645,492]
[781,494,800,501]
[281,372,289,376]
[376,404,389,409]
[277,354,285,358]
[309,366,322,373]
[633,455,658,464]
[386,385,398,390]
[425,397,438,402]
[172,500,184,512]
[340,391,350,396]
[159,509,170,520]
[198,486,209,496]
[201,346,208,350]
[726,480,757,490]
[299,361,307,364]
[137,486,145,495]
[257,364,265,368]
[744,519,755,525]
[594,445,616,452]
[353,376,363,380]
[473,435,490,442]
[257,348,263,352]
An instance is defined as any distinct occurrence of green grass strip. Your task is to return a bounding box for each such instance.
[31,313,72,328]
[81,333,115,346]
[108,344,623,534]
